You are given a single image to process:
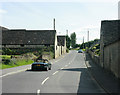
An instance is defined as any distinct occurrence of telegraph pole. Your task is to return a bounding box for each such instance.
[53,18,55,30]
[83,36,84,49]
[66,30,68,35]
[87,30,89,42]
[87,30,89,48]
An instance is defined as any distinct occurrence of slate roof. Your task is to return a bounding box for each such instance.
[57,36,66,46]
[2,29,26,45]
[101,20,120,46]
[0,26,8,31]
[25,30,56,45]
[2,28,56,45]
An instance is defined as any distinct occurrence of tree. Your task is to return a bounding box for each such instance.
[70,32,76,48]
[66,35,71,49]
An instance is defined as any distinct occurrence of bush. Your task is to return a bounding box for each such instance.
[66,48,69,53]
[42,51,54,59]
[94,49,100,56]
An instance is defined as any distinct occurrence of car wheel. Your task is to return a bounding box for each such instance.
[49,66,51,70]
[45,67,48,71]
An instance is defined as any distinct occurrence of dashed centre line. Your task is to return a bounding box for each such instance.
[41,77,49,85]
[61,67,64,69]
[52,71,59,75]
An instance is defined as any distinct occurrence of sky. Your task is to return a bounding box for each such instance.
[0,0,119,44]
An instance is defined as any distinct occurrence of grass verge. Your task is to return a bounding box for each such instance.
[0,59,34,69]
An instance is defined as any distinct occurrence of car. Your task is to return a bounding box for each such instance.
[31,59,52,71]
[78,50,83,53]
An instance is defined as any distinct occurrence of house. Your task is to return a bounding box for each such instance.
[56,36,66,56]
[1,26,66,58]
[100,20,120,78]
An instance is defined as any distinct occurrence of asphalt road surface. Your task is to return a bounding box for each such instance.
[2,50,105,94]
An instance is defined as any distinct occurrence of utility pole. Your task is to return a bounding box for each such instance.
[87,30,89,48]
[87,30,89,42]
[83,36,84,49]
[66,30,68,35]
[53,18,55,30]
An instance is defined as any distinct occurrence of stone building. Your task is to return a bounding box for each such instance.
[100,20,120,78]
[55,36,66,57]
[1,26,66,59]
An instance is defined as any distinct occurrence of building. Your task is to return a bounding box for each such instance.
[100,20,120,78]
[54,36,66,58]
[57,36,66,54]
[1,26,66,59]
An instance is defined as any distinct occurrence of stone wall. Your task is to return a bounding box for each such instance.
[100,20,120,78]
[103,41,120,78]
[88,50,100,65]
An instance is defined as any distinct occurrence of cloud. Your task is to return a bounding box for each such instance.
[0,0,119,3]
[0,9,7,14]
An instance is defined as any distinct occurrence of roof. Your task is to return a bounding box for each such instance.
[57,36,66,46]
[0,26,9,31]
[101,20,120,46]
[2,28,56,45]
[25,30,56,45]
[2,29,26,45]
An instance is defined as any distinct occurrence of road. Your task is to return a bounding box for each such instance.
[2,50,105,94]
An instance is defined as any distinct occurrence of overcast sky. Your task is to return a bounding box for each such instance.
[0,0,119,44]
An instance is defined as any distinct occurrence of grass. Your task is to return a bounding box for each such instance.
[0,59,34,69]
[82,49,86,51]
[70,48,79,50]
[0,51,54,69]
[0,55,11,59]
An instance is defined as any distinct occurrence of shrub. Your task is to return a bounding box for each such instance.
[66,48,69,53]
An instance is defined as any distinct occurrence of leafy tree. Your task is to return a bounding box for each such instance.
[79,39,100,49]
[70,32,76,48]
[66,35,71,49]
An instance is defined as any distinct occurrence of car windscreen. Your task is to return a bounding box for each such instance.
[36,59,48,63]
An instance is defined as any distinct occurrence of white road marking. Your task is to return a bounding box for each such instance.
[0,68,29,78]
[52,71,59,75]
[37,89,41,95]
[41,77,49,85]
[69,62,71,64]
[61,67,64,69]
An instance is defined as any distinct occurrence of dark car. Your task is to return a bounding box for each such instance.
[31,59,52,71]
[78,50,83,53]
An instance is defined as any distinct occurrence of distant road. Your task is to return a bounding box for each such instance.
[2,50,105,94]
